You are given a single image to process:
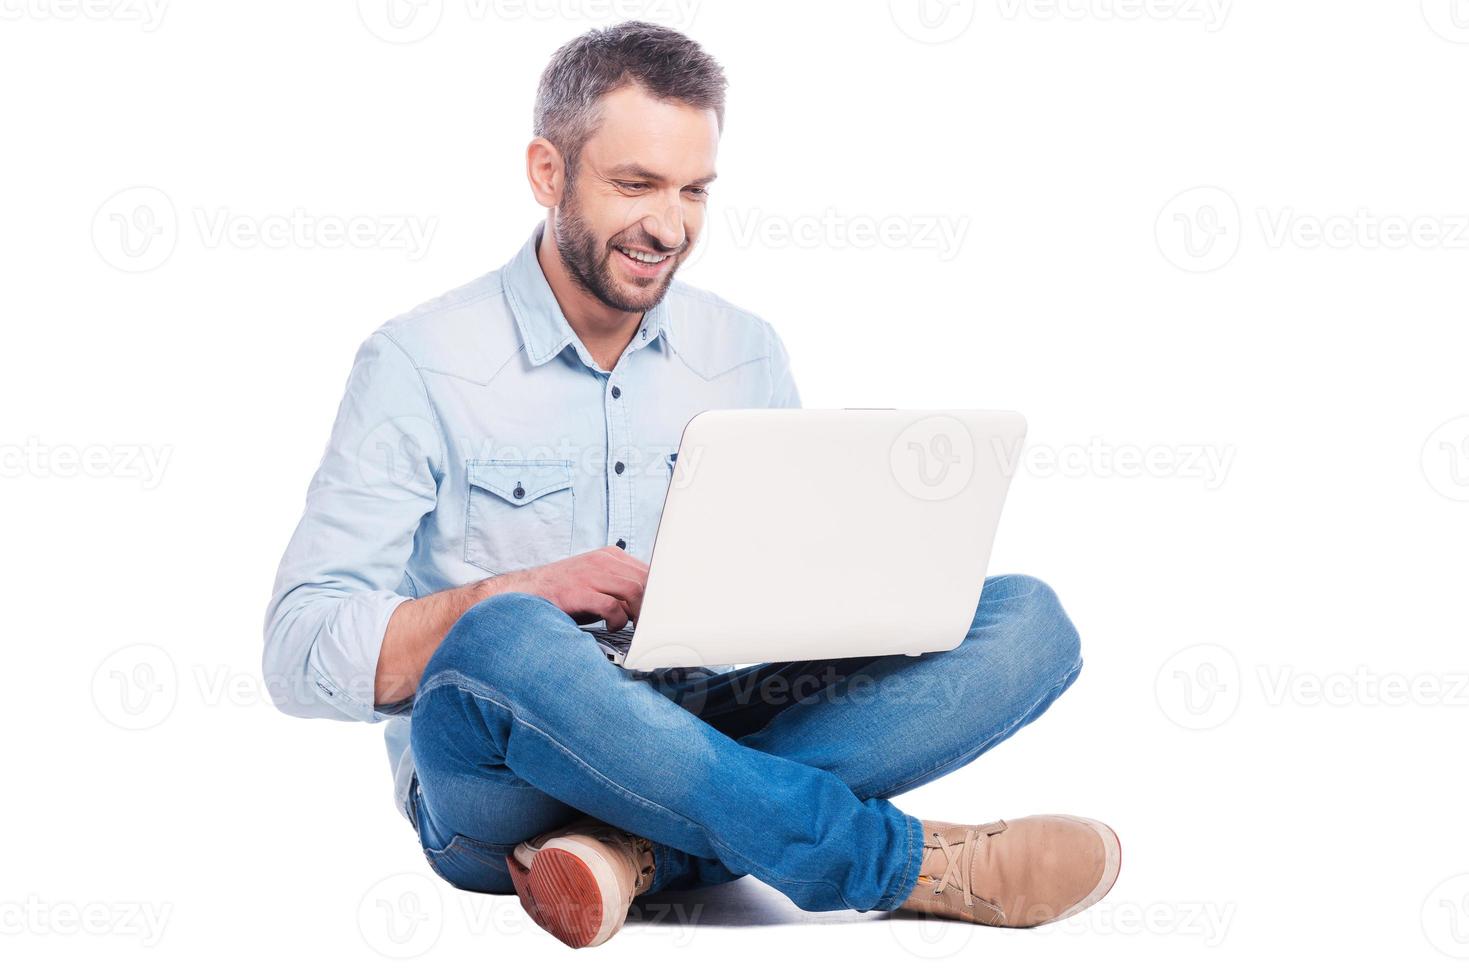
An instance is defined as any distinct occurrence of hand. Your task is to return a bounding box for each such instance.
[490,546,648,631]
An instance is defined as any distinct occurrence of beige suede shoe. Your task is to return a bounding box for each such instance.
[899,815,1121,927]
[505,818,656,948]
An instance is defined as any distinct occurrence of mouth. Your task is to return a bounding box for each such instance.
[613,244,675,278]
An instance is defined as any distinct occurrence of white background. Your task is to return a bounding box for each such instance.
[3,0,1467,974]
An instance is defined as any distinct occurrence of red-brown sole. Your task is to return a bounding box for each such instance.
[507,848,607,948]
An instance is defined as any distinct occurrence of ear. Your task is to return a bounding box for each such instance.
[526,137,566,208]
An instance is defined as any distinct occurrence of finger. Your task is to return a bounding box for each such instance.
[583,590,630,632]
[594,545,649,575]
[572,546,633,573]
[593,569,646,621]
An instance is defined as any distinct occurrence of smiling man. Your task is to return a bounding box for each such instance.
[264,21,1118,949]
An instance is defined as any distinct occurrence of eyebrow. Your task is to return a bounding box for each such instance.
[606,164,718,185]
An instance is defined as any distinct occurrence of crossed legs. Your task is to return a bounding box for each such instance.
[408,574,1082,912]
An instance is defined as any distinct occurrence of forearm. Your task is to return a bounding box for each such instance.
[374,577,501,706]
[371,545,642,707]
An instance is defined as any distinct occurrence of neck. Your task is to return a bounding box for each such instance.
[537,221,642,372]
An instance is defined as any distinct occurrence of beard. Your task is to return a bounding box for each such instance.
[552,182,688,314]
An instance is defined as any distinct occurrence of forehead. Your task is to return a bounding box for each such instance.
[581,85,720,175]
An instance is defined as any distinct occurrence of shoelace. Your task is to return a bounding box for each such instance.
[585,825,656,891]
[925,820,1007,908]
[929,829,977,907]
[628,834,655,890]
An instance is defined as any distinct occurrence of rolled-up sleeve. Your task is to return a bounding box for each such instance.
[262,330,443,723]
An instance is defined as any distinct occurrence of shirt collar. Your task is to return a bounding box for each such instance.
[502,222,677,370]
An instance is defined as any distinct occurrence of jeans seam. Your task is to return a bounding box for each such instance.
[866,658,1083,800]
[876,812,925,911]
[416,668,856,909]
[648,839,680,894]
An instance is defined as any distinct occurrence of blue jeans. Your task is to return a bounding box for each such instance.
[407,573,1082,913]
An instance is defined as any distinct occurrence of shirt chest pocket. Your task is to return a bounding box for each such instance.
[463,460,576,575]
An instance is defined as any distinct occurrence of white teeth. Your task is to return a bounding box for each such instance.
[618,246,665,265]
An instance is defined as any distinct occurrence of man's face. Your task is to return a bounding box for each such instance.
[553,85,719,313]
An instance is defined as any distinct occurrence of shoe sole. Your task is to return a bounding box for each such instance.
[1037,814,1122,924]
[506,839,623,948]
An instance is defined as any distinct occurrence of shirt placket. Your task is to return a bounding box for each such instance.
[604,329,654,554]
[605,367,632,552]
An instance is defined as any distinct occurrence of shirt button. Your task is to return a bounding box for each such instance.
[512,483,525,499]
[615,538,627,549]
[611,385,622,399]
[614,461,625,475]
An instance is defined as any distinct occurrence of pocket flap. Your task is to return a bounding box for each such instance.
[466,460,573,506]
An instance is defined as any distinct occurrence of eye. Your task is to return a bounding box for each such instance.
[685,186,709,199]
[616,181,650,192]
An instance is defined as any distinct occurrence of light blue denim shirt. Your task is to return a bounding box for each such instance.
[263,223,800,820]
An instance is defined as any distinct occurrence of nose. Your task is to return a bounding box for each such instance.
[639,197,687,253]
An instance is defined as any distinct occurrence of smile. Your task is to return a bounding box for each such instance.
[614,245,673,272]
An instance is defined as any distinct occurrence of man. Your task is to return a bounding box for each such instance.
[264,21,1119,949]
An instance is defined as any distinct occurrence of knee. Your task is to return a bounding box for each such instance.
[419,590,574,693]
[975,574,1083,685]
[422,838,519,896]
[456,589,566,639]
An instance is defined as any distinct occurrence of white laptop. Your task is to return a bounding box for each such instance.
[616,408,1027,671]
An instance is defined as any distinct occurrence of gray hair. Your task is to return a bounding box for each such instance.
[534,21,727,180]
